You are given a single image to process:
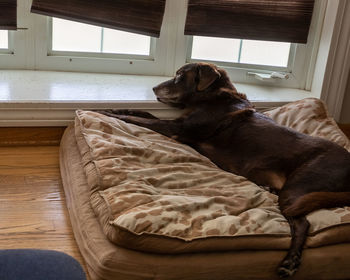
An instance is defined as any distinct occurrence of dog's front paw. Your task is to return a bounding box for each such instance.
[277,255,301,278]
[96,109,157,119]
[107,109,134,115]
[259,185,279,195]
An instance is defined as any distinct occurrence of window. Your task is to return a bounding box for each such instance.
[0,30,8,49]
[50,18,152,58]
[190,36,292,68]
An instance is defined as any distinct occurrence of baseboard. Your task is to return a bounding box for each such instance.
[0,127,66,146]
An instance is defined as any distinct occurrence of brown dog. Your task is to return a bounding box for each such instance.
[99,62,350,278]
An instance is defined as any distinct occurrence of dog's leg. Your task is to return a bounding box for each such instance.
[277,184,310,278]
[97,112,184,139]
[277,215,310,278]
[97,109,158,119]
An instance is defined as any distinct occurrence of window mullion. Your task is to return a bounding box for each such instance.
[238,39,243,63]
[100,27,104,53]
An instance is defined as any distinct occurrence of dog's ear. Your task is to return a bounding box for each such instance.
[197,64,221,91]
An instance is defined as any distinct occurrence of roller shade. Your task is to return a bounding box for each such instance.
[185,0,315,43]
[31,0,166,37]
[0,0,17,30]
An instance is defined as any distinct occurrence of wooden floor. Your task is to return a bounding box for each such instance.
[0,125,348,280]
[0,145,89,279]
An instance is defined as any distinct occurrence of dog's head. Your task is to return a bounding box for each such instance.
[153,62,245,108]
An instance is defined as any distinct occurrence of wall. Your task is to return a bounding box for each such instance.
[340,72,350,123]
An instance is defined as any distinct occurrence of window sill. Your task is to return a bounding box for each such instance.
[0,70,319,126]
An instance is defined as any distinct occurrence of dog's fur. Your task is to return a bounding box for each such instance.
[99,62,350,278]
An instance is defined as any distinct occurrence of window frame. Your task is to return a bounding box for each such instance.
[0,29,30,68]
[182,0,326,90]
[47,18,157,61]
[33,15,165,75]
[30,0,187,76]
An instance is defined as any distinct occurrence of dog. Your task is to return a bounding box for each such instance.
[99,62,350,278]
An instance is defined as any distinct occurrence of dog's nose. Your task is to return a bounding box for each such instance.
[152,86,157,93]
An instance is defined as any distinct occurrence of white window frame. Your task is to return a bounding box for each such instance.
[0,27,30,68]
[0,0,326,90]
[31,0,193,76]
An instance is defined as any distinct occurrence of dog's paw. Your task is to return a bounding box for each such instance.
[108,109,135,115]
[259,185,278,195]
[260,185,272,192]
[96,109,157,119]
[278,266,295,278]
[277,255,300,278]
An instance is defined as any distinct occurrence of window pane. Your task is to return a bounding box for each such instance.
[103,29,150,55]
[51,18,151,56]
[52,18,101,52]
[0,31,8,49]
[240,40,290,67]
[191,36,240,63]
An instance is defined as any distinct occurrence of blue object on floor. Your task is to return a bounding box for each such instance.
[0,249,86,280]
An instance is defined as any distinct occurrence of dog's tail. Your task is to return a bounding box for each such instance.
[282,191,350,217]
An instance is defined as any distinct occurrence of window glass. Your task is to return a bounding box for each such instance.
[52,18,151,55]
[52,18,101,52]
[103,28,150,55]
[191,36,291,67]
[240,40,290,67]
[0,31,8,49]
[192,36,240,63]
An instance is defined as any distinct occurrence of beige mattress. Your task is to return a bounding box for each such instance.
[60,98,350,280]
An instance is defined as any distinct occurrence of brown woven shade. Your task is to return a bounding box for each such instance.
[0,0,17,30]
[185,0,315,43]
[31,0,166,37]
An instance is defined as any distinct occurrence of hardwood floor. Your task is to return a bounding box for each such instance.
[0,145,89,279]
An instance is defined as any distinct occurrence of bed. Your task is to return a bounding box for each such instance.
[60,98,350,280]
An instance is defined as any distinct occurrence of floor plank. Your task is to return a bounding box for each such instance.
[0,146,89,279]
